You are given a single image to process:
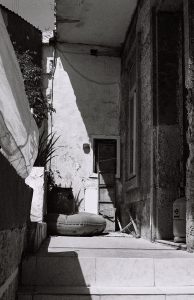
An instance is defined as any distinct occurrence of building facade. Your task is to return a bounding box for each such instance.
[46,0,194,251]
[120,0,194,251]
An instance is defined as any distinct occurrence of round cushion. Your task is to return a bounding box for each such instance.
[46,212,106,236]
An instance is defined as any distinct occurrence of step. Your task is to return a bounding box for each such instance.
[21,253,194,288]
[20,236,194,289]
[18,286,194,300]
[40,235,182,250]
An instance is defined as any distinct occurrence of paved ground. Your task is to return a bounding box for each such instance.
[39,233,193,258]
[20,233,194,298]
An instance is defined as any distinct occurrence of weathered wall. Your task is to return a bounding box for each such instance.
[154,11,184,239]
[120,0,153,239]
[184,0,194,252]
[120,0,184,240]
[43,45,121,208]
[0,152,32,299]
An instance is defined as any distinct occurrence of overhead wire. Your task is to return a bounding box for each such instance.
[56,46,120,86]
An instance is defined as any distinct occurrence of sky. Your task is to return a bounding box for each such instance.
[0,0,55,31]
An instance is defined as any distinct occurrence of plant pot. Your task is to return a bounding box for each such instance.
[25,166,47,222]
[47,187,75,214]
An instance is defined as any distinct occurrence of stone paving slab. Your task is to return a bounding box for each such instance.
[21,255,194,288]
[38,236,193,258]
[19,236,194,300]
[43,235,175,250]
[38,248,193,258]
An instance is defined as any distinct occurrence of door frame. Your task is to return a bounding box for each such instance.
[91,135,120,178]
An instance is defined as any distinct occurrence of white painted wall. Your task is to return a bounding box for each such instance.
[43,45,121,211]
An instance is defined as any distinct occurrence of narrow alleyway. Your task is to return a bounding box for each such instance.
[2,0,194,299]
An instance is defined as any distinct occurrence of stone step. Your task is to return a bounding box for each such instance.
[21,254,194,288]
[18,286,194,300]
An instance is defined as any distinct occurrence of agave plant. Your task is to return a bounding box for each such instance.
[34,132,60,167]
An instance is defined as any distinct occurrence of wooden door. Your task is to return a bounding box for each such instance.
[95,140,116,231]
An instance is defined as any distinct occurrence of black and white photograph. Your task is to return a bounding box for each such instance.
[0,0,194,299]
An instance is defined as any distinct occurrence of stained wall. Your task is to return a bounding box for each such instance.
[120,0,153,239]
[43,44,121,208]
[120,0,185,240]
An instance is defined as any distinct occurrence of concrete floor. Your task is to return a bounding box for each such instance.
[19,233,194,299]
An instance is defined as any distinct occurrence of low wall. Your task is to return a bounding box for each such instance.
[0,152,32,299]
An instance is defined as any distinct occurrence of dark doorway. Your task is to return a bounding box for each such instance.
[94,139,117,231]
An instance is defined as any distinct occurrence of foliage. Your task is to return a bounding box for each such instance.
[47,169,62,191]
[34,132,60,167]
[73,190,84,213]
[16,50,55,127]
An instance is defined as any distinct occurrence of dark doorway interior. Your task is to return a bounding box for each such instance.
[94,139,117,231]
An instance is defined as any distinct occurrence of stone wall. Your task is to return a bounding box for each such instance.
[120,0,184,240]
[154,11,184,239]
[120,0,153,238]
[184,0,194,252]
[0,153,32,299]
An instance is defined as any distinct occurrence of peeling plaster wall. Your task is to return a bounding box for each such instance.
[43,45,121,208]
